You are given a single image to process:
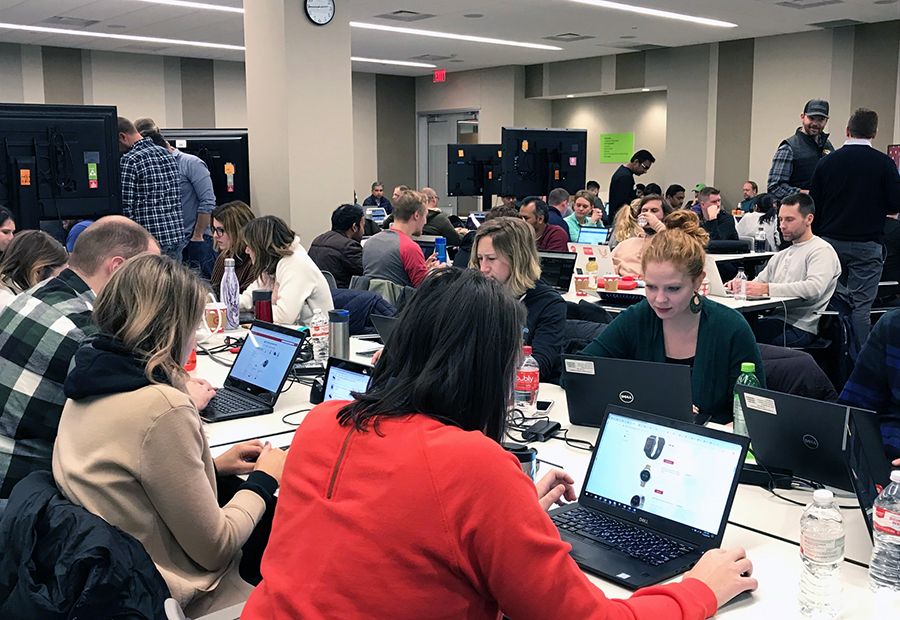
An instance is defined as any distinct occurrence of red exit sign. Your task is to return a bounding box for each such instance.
[433,69,446,83]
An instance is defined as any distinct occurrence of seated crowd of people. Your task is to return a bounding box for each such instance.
[0,107,898,619]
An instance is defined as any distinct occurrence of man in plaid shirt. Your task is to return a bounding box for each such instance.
[0,217,157,511]
[118,117,184,259]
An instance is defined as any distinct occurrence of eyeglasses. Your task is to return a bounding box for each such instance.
[212,227,226,236]
[639,162,651,171]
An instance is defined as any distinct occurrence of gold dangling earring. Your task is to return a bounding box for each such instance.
[690,292,702,314]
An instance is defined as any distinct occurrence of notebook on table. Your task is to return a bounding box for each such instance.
[561,355,698,426]
[203,321,306,423]
[550,405,748,589]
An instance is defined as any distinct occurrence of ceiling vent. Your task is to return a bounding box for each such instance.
[374,10,436,22]
[411,53,456,62]
[775,0,843,9]
[42,16,101,28]
[613,43,667,51]
[808,18,864,28]
[543,33,595,42]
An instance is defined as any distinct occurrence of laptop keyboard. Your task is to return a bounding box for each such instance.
[207,390,264,415]
[552,508,693,566]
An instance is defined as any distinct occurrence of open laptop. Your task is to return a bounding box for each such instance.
[568,242,615,278]
[704,254,769,300]
[738,386,855,490]
[538,251,577,292]
[203,321,306,423]
[842,407,893,541]
[366,207,387,224]
[562,356,697,426]
[577,227,610,245]
[550,405,748,589]
[371,314,398,345]
[467,212,486,229]
[310,357,374,405]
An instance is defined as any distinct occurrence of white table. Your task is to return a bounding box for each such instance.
[195,344,897,617]
[563,288,802,316]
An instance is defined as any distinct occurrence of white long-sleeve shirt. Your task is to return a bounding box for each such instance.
[754,235,840,334]
[240,237,334,326]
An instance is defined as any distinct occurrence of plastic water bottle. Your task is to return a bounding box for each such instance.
[221,258,240,331]
[309,309,329,364]
[514,346,540,416]
[734,267,748,301]
[869,470,900,594]
[799,489,845,619]
[732,362,760,437]
[755,226,767,253]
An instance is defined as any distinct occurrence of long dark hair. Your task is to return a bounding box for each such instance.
[338,268,525,443]
[243,215,296,276]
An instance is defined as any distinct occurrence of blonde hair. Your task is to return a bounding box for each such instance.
[0,230,67,292]
[641,210,710,281]
[470,216,541,297]
[613,199,643,243]
[92,254,207,388]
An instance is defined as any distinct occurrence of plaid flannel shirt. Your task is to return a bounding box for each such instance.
[766,142,800,201]
[0,269,96,499]
[120,137,184,249]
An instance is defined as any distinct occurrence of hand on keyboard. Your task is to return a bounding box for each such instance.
[683,547,758,609]
[214,439,265,476]
[186,378,217,411]
[537,469,577,511]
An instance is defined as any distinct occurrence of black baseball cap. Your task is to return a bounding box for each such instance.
[803,99,829,118]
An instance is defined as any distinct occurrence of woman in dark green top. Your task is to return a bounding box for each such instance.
[581,211,764,423]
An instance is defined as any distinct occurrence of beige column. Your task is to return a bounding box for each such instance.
[244,1,354,244]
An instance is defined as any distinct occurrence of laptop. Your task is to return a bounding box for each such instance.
[577,227,610,245]
[310,357,374,405]
[562,356,697,426]
[568,242,615,278]
[738,386,854,490]
[538,251,577,292]
[550,405,748,589]
[467,212,486,229]
[842,407,893,541]
[203,321,306,423]
[705,254,769,300]
[366,207,387,224]
[371,314,398,345]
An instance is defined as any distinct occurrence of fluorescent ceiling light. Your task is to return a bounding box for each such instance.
[351,56,436,68]
[350,22,563,51]
[569,0,737,28]
[0,22,245,50]
[567,94,575,98]
[132,0,244,13]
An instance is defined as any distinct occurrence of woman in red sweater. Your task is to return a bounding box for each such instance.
[242,268,757,620]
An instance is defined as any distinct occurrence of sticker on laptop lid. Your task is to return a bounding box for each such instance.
[744,393,776,415]
[616,572,631,580]
[565,359,595,375]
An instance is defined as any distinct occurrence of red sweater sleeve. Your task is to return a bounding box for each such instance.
[397,232,429,287]
[436,440,718,620]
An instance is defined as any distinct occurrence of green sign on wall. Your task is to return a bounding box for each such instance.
[599,132,635,163]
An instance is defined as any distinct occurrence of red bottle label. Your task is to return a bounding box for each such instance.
[515,368,539,391]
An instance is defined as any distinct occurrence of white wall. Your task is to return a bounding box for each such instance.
[352,72,378,200]
[552,90,667,202]
[214,60,248,127]
[87,51,169,126]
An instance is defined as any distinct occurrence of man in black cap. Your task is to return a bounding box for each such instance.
[767,99,834,201]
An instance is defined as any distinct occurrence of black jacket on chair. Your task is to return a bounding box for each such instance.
[0,471,170,620]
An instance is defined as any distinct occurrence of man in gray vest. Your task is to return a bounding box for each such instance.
[767,99,834,201]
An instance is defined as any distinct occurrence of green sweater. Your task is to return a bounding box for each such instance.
[580,298,765,423]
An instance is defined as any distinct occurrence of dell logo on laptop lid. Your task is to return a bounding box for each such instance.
[802,434,820,450]
[619,391,635,404]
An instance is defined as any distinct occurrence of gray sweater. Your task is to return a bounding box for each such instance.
[754,235,840,334]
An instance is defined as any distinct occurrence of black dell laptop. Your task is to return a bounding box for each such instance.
[550,405,748,589]
[203,321,306,423]
[562,355,696,426]
[538,251,577,292]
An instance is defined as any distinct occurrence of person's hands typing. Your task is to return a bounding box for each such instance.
[684,547,758,608]
[186,378,216,411]
[214,439,265,476]
[536,469,577,511]
[254,442,288,485]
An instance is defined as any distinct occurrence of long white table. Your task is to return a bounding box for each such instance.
[563,288,802,316]
[195,337,899,618]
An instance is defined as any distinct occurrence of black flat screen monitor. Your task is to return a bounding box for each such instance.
[160,128,250,206]
[447,144,502,197]
[500,127,587,199]
[0,103,121,230]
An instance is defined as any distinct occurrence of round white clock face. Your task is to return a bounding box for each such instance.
[306,0,335,25]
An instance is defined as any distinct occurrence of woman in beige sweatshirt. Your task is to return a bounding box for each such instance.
[53,254,286,616]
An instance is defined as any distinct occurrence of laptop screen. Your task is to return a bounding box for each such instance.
[584,412,744,538]
[577,227,609,245]
[538,251,576,291]
[324,364,372,401]
[229,324,304,393]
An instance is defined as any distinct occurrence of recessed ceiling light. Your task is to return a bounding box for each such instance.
[642,88,650,91]
[349,22,563,51]
[131,0,244,13]
[0,22,245,50]
[351,56,436,68]
[569,0,737,28]
[567,94,575,98]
